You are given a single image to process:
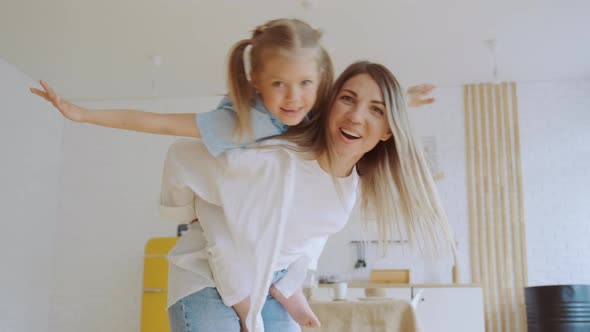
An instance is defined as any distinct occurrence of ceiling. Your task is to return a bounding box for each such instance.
[1,0,589,100]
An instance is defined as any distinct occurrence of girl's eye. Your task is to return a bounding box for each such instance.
[272,81,285,87]
[301,80,313,87]
[339,95,353,103]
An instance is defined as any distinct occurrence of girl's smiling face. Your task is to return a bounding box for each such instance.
[252,51,320,126]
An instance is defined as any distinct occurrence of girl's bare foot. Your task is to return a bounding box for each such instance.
[270,286,321,328]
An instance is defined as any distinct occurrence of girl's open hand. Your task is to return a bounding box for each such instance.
[30,80,86,122]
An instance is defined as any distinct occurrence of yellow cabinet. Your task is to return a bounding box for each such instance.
[140,237,178,332]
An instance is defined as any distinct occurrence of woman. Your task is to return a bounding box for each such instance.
[160,61,456,332]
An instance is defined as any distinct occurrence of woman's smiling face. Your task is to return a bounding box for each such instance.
[328,73,392,161]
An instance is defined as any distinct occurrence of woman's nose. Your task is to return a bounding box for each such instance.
[346,105,364,123]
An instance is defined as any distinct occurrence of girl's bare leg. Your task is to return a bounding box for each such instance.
[232,297,251,332]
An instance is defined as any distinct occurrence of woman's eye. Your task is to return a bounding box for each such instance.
[372,106,385,115]
[272,81,285,87]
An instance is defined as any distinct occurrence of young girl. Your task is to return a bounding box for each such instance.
[30,18,435,330]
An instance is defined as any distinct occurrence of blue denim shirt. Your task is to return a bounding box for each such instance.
[196,96,288,156]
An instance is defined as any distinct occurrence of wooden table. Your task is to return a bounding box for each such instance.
[303,299,423,332]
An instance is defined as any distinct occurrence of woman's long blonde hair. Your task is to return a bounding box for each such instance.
[283,61,456,256]
[227,18,333,140]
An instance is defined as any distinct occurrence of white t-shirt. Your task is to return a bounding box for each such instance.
[160,139,358,332]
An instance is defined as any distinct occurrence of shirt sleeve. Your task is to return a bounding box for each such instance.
[305,236,329,271]
[196,99,282,157]
[196,106,242,157]
[159,139,225,223]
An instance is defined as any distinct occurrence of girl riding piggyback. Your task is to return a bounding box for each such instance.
[32,18,334,331]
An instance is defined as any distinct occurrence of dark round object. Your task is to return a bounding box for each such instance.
[525,285,590,332]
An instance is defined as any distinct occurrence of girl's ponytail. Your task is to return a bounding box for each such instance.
[227,39,255,140]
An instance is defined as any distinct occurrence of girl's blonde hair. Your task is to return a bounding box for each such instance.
[227,18,333,139]
[283,61,456,256]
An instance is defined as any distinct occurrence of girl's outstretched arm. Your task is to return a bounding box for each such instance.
[30,80,201,137]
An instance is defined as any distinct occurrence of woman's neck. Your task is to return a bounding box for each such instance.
[317,151,359,178]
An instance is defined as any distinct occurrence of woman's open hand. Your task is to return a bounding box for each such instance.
[407,84,436,107]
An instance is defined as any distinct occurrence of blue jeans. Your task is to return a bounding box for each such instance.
[168,269,300,332]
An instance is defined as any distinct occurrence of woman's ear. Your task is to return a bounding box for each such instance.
[380,130,393,141]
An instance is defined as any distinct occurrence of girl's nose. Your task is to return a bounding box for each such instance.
[286,86,301,101]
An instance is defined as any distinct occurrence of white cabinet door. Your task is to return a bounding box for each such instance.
[413,287,485,332]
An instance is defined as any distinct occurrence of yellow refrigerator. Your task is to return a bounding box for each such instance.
[140,237,178,332]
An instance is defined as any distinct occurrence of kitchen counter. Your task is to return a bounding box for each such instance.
[318,282,480,288]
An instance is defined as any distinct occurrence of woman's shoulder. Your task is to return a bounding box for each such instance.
[256,138,298,150]
[221,140,300,176]
[166,138,210,161]
[227,139,298,157]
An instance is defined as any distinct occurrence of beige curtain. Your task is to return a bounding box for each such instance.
[464,82,528,331]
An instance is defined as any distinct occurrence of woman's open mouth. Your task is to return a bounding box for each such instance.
[340,128,361,140]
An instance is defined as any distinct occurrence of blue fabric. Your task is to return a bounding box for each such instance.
[196,96,288,157]
[168,269,300,332]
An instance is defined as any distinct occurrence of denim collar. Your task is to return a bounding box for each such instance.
[253,95,289,133]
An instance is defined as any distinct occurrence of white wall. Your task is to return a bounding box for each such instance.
[48,97,219,332]
[0,59,63,332]
[3,0,589,101]
[519,79,590,286]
